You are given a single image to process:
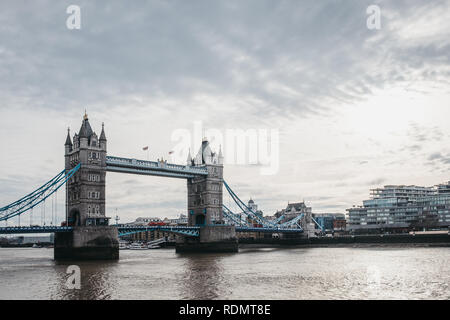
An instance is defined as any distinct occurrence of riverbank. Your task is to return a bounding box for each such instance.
[0,243,53,248]
[238,233,450,248]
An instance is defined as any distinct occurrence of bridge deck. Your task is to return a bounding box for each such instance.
[0,225,303,235]
[106,156,208,179]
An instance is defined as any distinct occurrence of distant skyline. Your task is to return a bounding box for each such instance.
[1,0,450,223]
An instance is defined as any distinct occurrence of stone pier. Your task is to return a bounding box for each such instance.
[175,225,238,253]
[54,226,119,260]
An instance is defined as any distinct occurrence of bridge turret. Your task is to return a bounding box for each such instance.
[65,128,72,153]
[78,112,91,149]
[186,148,193,165]
[56,114,117,261]
[65,113,108,227]
[187,139,223,226]
[99,122,107,151]
[218,145,224,165]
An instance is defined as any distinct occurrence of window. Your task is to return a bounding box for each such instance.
[88,191,100,199]
[88,174,100,182]
[89,152,99,160]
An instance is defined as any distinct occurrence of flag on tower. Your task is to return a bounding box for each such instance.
[142,146,148,151]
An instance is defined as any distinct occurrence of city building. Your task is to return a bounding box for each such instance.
[347,182,450,234]
[247,199,264,216]
[312,213,346,234]
[122,214,188,242]
[275,201,312,230]
[232,199,268,240]
[128,217,162,226]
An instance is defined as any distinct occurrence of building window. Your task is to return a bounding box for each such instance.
[88,191,99,199]
[88,174,100,182]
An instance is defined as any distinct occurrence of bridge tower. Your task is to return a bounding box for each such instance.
[187,139,224,226]
[55,113,118,260]
[178,139,238,253]
[64,112,108,227]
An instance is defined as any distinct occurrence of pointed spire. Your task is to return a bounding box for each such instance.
[218,144,224,164]
[99,122,107,141]
[65,127,73,146]
[187,148,192,165]
[79,111,93,138]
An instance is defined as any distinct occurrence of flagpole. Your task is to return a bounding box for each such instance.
[143,146,149,160]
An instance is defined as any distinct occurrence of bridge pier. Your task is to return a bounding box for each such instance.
[176,225,238,253]
[54,226,119,260]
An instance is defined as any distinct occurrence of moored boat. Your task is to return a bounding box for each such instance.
[129,242,148,250]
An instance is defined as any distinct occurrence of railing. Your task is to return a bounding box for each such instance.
[117,225,200,237]
[106,156,208,176]
[235,226,304,233]
[0,226,73,234]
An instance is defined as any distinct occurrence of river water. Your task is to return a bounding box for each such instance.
[0,246,449,300]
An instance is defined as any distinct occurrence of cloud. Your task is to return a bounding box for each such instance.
[368,178,386,186]
[1,1,450,221]
[427,152,450,165]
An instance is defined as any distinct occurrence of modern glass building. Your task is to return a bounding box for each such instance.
[312,213,346,233]
[347,182,450,233]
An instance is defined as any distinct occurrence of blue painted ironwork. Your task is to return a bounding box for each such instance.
[223,180,278,228]
[311,216,325,232]
[235,226,304,233]
[278,213,304,229]
[117,225,200,237]
[0,224,304,235]
[106,156,208,179]
[273,214,286,224]
[0,162,306,236]
[222,205,250,226]
[222,181,304,233]
[0,164,81,222]
[0,226,73,234]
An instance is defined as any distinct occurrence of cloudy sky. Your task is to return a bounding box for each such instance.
[1,0,449,223]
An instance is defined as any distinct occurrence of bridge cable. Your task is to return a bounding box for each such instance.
[223,180,277,228]
[0,163,80,222]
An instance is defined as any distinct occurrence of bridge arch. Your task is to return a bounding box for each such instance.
[195,214,206,226]
[68,208,81,227]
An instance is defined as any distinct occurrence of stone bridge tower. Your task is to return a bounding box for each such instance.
[179,139,237,253]
[187,139,224,226]
[64,112,108,227]
[56,113,118,261]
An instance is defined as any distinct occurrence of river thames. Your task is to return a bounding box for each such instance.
[0,246,449,300]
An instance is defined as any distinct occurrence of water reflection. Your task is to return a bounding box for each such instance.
[52,261,118,300]
[178,253,232,299]
[1,247,449,300]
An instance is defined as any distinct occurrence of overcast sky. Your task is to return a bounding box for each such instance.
[1,0,449,223]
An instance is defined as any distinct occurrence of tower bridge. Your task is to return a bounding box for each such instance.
[0,113,305,260]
